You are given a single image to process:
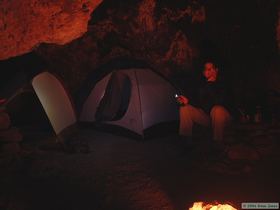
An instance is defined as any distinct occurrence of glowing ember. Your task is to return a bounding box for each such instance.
[189,202,237,210]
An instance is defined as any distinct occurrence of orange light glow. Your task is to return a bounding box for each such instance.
[189,202,237,210]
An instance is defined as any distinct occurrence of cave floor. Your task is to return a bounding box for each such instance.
[1,123,280,210]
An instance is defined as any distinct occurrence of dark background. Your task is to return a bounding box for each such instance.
[1,0,280,120]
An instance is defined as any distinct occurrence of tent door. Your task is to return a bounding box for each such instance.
[95,71,131,121]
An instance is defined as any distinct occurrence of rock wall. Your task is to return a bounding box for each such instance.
[0,0,103,60]
[1,0,279,108]
[36,0,205,92]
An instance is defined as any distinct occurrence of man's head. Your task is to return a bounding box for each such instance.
[203,61,219,82]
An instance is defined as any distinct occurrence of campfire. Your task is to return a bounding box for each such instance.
[189,202,237,210]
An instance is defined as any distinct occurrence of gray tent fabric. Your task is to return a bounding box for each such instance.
[80,68,179,136]
[5,88,50,127]
[1,71,76,136]
[95,71,131,121]
[0,71,27,99]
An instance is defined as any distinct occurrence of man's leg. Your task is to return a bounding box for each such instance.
[210,105,231,141]
[179,105,210,137]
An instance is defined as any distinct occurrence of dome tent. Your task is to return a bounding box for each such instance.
[77,58,179,137]
[3,71,77,137]
[0,52,78,137]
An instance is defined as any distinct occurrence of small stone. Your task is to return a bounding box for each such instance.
[256,145,275,156]
[0,112,11,130]
[1,142,21,155]
[227,144,260,161]
[0,196,9,210]
[252,135,274,146]
[0,127,23,143]
[224,136,237,145]
[243,165,252,173]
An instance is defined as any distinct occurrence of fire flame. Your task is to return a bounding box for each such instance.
[189,202,237,210]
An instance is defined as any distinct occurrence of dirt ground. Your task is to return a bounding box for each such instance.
[1,123,280,210]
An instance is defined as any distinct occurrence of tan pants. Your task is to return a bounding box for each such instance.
[179,105,231,141]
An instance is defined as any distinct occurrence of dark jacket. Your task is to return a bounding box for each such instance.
[196,79,234,114]
[177,75,235,115]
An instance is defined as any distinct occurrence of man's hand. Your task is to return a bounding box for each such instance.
[177,95,189,105]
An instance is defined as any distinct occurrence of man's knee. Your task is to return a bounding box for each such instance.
[210,105,231,121]
[180,104,194,114]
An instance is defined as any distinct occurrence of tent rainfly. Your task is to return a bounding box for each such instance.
[32,72,77,135]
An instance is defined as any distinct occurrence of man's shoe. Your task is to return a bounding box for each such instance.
[177,136,195,157]
[208,141,227,160]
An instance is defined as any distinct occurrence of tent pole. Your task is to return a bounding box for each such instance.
[134,70,144,139]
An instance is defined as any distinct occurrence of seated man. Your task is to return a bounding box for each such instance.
[177,61,233,144]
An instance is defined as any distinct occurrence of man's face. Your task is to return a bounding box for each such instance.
[203,62,218,81]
